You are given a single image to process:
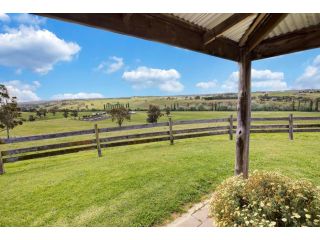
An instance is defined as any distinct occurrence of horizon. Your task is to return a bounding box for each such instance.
[17,88,320,105]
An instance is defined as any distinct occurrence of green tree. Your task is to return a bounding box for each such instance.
[146,105,163,123]
[63,109,69,118]
[36,110,42,118]
[0,84,23,139]
[40,108,47,117]
[70,110,78,119]
[108,107,131,127]
[49,107,58,116]
[165,107,171,117]
[28,115,36,121]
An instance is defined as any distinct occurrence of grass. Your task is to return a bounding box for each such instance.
[0,111,320,226]
[1,132,320,226]
[2,111,320,136]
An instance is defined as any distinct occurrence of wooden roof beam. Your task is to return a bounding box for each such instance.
[245,13,288,52]
[239,13,268,47]
[203,13,253,45]
[37,13,240,61]
[251,23,320,60]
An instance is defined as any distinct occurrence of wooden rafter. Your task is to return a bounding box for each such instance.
[239,13,268,47]
[245,13,288,52]
[203,13,253,45]
[37,13,240,61]
[252,23,320,60]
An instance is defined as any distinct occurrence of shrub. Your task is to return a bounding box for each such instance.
[146,105,163,123]
[28,115,36,121]
[108,107,131,127]
[210,171,320,227]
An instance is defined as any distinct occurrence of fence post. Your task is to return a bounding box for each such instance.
[94,124,102,157]
[229,114,233,140]
[0,151,4,175]
[289,113,294,140]
[168,116,174,145]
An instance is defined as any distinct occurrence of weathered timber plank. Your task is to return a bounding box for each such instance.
[289,114,294,140]
[94,124,102,157]
[293,124,320,128]
[3,145,97,163]
[245,14,288,52]
[168,116,174,145]
[250,124,289,129]
[239,13,268,47]
[99,131,169,143]
[250,117,288,121]
[174,118,229,125]
[0,151,4,174]
[294,129,320,133]
[229,115,233,140]
[173,126,229,134]
[1,129,95,144]
[99,122,168,133]
[101,136,170,148]
[252,23,320,60]
[204,14,253,45]
[1,139,96,156]
[250,129,289,133]
[38,14,240,61]
[174,131,229,140]
[293,117,320,121]
[235,49,251,179]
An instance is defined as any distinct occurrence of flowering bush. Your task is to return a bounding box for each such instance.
[209,171,320,227]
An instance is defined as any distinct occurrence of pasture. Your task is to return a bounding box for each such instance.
[0,111,320,226]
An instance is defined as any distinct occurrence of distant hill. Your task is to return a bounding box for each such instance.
[20,89,320,112]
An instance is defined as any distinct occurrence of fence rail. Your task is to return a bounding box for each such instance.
[1,114,320,171]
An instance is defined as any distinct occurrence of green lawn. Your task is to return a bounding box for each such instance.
[1,132,320,226]
[1,111,319,226]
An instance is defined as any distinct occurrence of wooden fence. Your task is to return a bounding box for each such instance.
[0,114,320,173]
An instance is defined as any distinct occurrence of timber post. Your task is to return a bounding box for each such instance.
[0,151,4,175]
[168,116,174,145]
[229,114,233,140]
[289,113,294,140]
[235,49,251,179]
[94,124,102,157]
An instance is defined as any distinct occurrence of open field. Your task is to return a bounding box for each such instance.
[2,111,320,137]
[1,132,320,226]
[0,111,320,226]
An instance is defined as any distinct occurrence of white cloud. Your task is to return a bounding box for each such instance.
[295,55,320,89]
[14,13,46,26]
[51,92,104,100]
[1,80,41,102]
[221,69,287,92]
[0,25,81,74]
[0,13,10,22]
[196,80,218,90]
[122,66,184,92]
[95,56,124,74]
[221,72,238,92]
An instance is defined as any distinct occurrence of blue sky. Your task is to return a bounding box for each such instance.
[0,13,320,102]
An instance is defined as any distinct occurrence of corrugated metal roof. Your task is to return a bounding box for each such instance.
[171,13,320,43]
[172,13,233,30]
[267,13,320,39]
[222,14,257,42]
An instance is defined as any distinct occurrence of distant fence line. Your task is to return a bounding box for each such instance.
[1,114,320,173]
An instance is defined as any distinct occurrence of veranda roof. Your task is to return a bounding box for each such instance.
[39,13,320,61]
